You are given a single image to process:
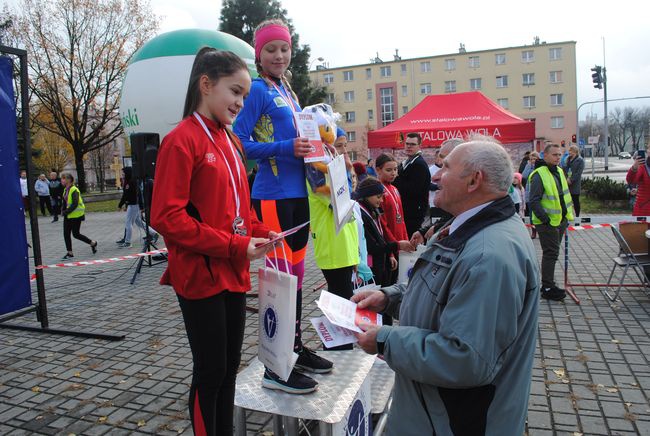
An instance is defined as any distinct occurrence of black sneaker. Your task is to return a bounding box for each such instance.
[115,238,125,244]
[262,369,318,395]
[541,286,566,301]
[61,253,74,261]
[295,347,334,374]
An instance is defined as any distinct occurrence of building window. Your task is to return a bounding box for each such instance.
[367,89,373,100]
[348,150,358,160]
[523,96,536,108]
[444,58,456,71]
[550,93,564,106]
[549,47,562,61]
[344,91,355,103]
[551,116,565,129]
[345,111,356,123]
[343,70,354,81]
[470,78,482,90]
[380,87,395,126]
[444,80,456,93]
[549,71,563,83]
[368,109,374,120]
[522,73,535,86]
[496,75,508,88]
[420,83,432,95]
[347,131,356,142]
[468,56,480,68]
[401,85,408,97]
[401,63,407,76]
[495,53,506,65]
[497,98,509,109]
[365,68,372,79]
[402,106,408,115]
[326,92,335,105]
[324,73,334,84]
[380,66,392,77]
[420,61,431,73]
[521,50,534,63]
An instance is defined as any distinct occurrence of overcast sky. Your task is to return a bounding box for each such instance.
[5,0,648,119]
[150,0,650,120]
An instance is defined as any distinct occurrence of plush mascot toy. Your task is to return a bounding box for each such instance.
[303,103,341,196]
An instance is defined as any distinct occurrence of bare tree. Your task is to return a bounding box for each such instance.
[87,140,115,192]
[609,107,650,153]
[11,0,158,191]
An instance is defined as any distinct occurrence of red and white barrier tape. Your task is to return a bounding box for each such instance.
[525,223,614,231]
[33,248,168,271]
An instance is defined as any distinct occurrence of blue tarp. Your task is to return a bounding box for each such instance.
[0,56,31,316]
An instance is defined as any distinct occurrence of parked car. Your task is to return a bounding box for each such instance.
[618,152,632,159]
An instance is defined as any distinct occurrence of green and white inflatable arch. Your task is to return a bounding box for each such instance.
[120,29,257,143]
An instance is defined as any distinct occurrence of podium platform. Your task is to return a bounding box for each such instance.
[234,350,394,435]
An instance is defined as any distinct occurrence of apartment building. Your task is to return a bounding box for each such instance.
[309,40,577,161]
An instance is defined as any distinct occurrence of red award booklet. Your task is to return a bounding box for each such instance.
[295,112,327,163]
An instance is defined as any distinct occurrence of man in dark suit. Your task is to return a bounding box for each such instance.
[394,132,432,237]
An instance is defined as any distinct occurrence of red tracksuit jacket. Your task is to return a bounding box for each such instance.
[380,182,409,242]
[151,114,270,299]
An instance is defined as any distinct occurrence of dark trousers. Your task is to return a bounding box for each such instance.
[321,266,355,350]
[405,216,425,240]
[177,291,246,436]
[571,194,581,217]
[38,195,52,216]
[63,217,92,251]
[537,222,568,288]
[51,196,62,217]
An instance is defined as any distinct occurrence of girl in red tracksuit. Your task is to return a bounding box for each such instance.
[374,153,414,284]
[150,48,274,436]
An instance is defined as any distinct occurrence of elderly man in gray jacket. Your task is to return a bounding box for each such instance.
[353,138,540,436]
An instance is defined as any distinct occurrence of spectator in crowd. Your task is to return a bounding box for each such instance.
[562,145,585,218]
[627,144,650,216]
[117,167,159,248]
[366,158,377,177]
[34,174,53,217]
[48,171,64,222]
[428,149,441,216]
[352,138,540,435]
[20,170,30,217]
[529,144,574,301]
[518,150,531,174]
[510,172,525,217]
[410,139,462,246]
[522,151,540,239]
[352,161,368,183]
[60,173,97,260]
[355,177,399,287]
[394,133,432,237]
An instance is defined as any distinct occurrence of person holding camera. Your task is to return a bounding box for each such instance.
[627,145,650,216]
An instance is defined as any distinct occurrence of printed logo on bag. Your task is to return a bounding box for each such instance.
[346,399,366,436]
[263,306,278,341]
[205,153,216,163]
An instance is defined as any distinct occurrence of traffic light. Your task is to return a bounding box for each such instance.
[571,134,577,144]
[591,66,603,89]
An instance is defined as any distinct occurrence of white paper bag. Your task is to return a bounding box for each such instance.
[327,154,355,235]
[258,262,298,381]
[397,245,427,285]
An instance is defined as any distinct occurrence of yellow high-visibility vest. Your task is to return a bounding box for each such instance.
[529,166,574,226]
[65,185,85,219]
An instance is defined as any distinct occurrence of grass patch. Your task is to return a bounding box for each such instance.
[581,196,632,215]
[84,199,120,213]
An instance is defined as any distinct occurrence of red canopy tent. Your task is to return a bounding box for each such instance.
[368,91,535,149]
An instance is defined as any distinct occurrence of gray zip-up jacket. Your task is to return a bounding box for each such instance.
[376,196,540,435]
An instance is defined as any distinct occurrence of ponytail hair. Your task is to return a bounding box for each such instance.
[182,47,249,119]
[253,19,299,105]
[375,153,396,169]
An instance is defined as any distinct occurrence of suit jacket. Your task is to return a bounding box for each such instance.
[394,154,431,222]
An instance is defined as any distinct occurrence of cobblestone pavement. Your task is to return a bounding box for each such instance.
[1,212,649,435]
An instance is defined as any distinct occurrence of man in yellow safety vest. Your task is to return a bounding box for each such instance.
[529,143,574,301]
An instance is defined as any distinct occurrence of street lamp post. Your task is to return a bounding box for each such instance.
[309,57,325,71]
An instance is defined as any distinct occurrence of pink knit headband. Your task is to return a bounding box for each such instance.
[254,24,292,60]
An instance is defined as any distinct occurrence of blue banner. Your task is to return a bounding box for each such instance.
[0,56,32,316]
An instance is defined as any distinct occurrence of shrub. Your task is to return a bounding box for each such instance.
[582,176,628,201]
